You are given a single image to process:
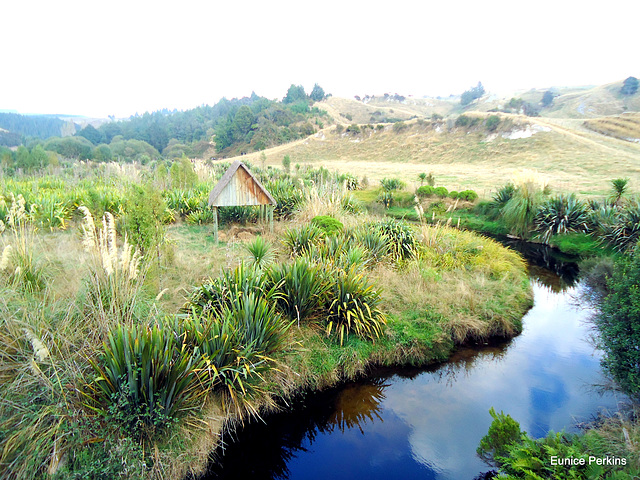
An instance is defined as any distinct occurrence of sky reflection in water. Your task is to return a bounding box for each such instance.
[208,280,624,480]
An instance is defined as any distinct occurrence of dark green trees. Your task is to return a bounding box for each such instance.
[621,76,639,96]
[460,82,485,106]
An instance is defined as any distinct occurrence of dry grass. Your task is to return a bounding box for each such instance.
[585,112,640,142]
[225,116,640,198]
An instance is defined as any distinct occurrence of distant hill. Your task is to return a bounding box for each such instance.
[0,113,72,143]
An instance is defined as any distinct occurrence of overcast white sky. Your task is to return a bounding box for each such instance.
[2,0,638,118]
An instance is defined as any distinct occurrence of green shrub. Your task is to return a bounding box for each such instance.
[485,115,500,132]
[416,185,435,198]
[182,263,276,318]
[244,236,274,267]
[311,215,344,236]
[354,228,390,263]
[377,190,394,209]
[449,190,459,199]
[268,258,328,323]
[458,190,478,202]
[84,321,207,439]
[455,115,471,127]
[324,267,387,345]
[282,225,324,256]
[374,219,417,261]
[534,194,588,243]
[337,173,359,190]
[601,202,640,252]
[186,208,217,225]
[341,193,364,214]
[477,407,524,462]
[434,186,449,198]
[265,179,304,219]
[380,178,406,192]
[594,251,640,395]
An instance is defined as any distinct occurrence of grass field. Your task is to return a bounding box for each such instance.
[225,115,640,198]
[584,112,640,142]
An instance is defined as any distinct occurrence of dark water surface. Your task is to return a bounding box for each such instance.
[206,249,624,480]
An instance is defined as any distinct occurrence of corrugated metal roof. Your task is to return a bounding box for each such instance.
[208,160,277,207]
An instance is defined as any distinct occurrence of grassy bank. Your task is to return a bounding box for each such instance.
[0,206,532,479]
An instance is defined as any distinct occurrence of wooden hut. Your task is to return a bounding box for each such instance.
[208,160,277,242]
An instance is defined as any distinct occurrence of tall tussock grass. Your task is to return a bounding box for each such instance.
[78,207,147,334]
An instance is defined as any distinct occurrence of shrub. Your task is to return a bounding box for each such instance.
[324,267,387,345]
[458,190,478,202]
[341,193,364,214]
[377,191,394,209]
[268,258,327,323]
[434,186,449,198]
[534,194,588,243]
[449,190,459,199]
[265,179,304,219]
[84,321,207,439]
[392,121,408,132]
[380,178,406,192]
[374,219,417,261]
[122,184,167,256]
[594,251,640,394]
[485,115,500,132]
[455,115,471,127]
[477,407,524,463]
[311,215,344,236]
[416,186,435,198]
[354,228,390,263]
[601,202,640,252]
[282,225,323,256]
[491,183,515,209]
[244,236,274,267]
[182,263,276,318]
[337,173,359,190]
[186,208,217,225]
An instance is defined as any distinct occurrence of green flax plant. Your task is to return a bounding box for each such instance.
[267,258,328,325]
[324,267,387,345]
[534,194,589,243]
[84,321,207,439]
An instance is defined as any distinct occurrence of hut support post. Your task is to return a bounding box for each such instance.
[213,207,218,243]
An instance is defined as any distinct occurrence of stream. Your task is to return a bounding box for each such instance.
[205,242,624,480]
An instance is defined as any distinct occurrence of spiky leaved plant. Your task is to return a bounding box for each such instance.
[373,219,417,261]
[282,225,323,257]
[267,258,328,324]
[534,194,589,243]
[244,236,274,268]
[324,267,387,345]
[84,321,207,439]
[181,262,278,317]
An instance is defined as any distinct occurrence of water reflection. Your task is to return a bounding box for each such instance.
[206,276,625,480]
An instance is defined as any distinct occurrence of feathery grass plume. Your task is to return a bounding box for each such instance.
[79,206,146,332]
[0,194,47,293]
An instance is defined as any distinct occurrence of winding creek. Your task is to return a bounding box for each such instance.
[205,243,625,480]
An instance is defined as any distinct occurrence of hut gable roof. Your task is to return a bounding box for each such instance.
[208,160,276,207]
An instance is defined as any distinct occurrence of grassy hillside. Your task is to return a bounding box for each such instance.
[541,81,640,118]
[226,114,640,198]
[584,112,640,142]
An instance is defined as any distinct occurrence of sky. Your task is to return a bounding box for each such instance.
[2,0,638,118]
